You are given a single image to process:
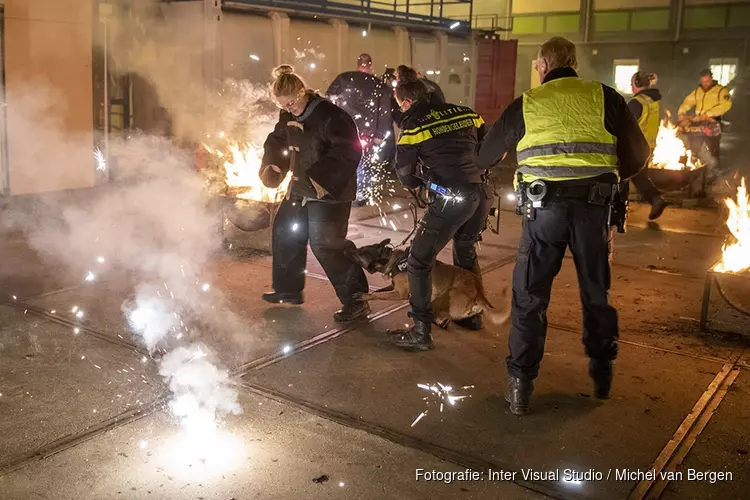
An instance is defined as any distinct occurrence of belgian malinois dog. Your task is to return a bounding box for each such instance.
[348,239,510,328]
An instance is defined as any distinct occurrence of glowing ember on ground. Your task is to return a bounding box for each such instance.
[713,178,750,273]
[410,382,474,427]
[204,142,291,202]
[651,118,701,171]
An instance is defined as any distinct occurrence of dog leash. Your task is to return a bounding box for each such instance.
[394,202,419,249]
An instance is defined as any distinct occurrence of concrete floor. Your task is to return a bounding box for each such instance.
[0,185,748,500]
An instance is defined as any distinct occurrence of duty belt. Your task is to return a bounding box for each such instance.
[516,177,619,220]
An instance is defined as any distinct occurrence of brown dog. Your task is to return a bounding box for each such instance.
[348,239,510,328]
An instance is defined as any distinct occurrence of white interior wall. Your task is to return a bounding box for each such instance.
[221,12,275,84]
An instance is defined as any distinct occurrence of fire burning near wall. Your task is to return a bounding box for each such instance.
[713,178,750,274]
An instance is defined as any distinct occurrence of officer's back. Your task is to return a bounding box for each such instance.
[398,89,485,187]
[474,36,650,416]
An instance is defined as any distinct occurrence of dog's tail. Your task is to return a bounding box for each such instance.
[477,287,511,326]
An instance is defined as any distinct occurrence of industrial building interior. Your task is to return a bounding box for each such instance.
[0,1,748,499]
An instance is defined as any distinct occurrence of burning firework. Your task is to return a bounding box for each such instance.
[411,382,474,427]
[204,141,291,203]
[713,178,749,274]
[651,118,701,171]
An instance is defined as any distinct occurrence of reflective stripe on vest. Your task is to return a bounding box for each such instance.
[634,93,660,149]
[516,77,618,183]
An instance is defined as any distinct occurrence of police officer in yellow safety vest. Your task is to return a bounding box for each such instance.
[627,71,669,220]
[476,37,650,415]
[678,68,732,170]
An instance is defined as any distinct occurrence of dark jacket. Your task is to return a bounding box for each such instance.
[261,92,362,202]
[627,88,662,121]
[326,71,393,142]
[396,99,486,189]
[476,67,650,181]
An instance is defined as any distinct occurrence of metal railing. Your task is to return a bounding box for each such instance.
[223,0,473,32]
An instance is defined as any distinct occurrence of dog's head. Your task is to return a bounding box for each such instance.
[347,238,395,274]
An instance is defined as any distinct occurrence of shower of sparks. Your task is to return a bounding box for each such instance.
[392,204,401,210]
[389,220,397,231]
[12,295,17,300]
[71,306,79,313]
[139,439,149,449]
[94,148,106,171]
[249,54,260,61]
[76,310,85,319]
[142,356,148,363]
[85,271,96,282]
[410,383,474,427]
[292,223,299,231]
[97,256,105,263]
[201,283,211,292]
[50,310,56,314]
[282,345,292,354]
[73,327,80,335]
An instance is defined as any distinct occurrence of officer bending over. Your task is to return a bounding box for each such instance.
[476,37,650,414]
[389,80,494,351]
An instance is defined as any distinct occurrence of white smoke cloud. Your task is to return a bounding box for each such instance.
[160,344,242,436]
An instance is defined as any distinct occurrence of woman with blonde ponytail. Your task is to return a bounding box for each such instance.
[259,65,370,322]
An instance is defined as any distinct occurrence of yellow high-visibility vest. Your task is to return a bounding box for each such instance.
[516,77,619,183]
[633,92,660,149]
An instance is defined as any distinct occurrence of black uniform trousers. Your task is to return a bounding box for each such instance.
[408,183,494,324]
[507,196,618,381]
[272,196,368,306]
[631,167,661,202]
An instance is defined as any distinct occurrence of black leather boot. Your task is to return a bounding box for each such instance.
[648,196,669,220]
[262,291,304,305]
[333,301,371,323]
[388,320,434,351]
[589,359,613,399]
[505,376,533,415]
[453,314,483,331]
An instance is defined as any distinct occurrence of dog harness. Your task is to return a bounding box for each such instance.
[387,248,410,278]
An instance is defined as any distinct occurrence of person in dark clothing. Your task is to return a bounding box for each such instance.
[260,65,370,323]
[627,71,668,220]
[387,79,493,351]
[477,37,650,415]
[326,53,394,206]
[392,65,446,127]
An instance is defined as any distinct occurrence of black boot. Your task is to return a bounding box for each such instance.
[453,314,483,331]
[262,291,304,305]
[589,359,613,399]
[648,196,669,220]
[333,301,371,323]
[505,376,533,415]
[388,320,434,351]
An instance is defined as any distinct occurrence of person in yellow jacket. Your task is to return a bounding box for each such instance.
[678,69,732,168]
[627,71,668,220]
[476,37,650,415]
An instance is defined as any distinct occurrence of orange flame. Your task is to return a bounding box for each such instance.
[204,142,290,203]
[714,178,750,274]
[651,119,700,171]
